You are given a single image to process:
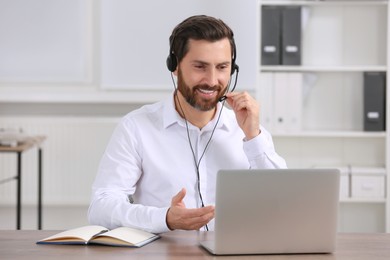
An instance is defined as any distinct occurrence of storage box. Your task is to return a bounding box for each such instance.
[339,169,350,200]
[351,167,386,199]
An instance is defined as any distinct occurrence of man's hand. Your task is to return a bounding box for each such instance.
[166,188,215,230]
[225,91,260,140]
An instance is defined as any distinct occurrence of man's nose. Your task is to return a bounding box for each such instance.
[205,68,218,87]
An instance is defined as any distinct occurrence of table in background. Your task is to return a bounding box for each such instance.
[1,230,390,259]
[0,136,46,230]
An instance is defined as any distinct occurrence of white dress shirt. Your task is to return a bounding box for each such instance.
[88,94,287,233]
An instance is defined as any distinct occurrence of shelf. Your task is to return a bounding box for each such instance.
[340,198,387,203]
[260,0,389,233]
[261,66,387,73]
[272,131,386,138]
[261,0,388,6]
[0,87,171,104]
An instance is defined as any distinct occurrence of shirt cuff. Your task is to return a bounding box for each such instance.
[151,206,171,233]
[243,131,271,161]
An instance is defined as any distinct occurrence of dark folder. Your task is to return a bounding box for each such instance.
[364,72,386,131]
[261,6,281,65]
[281,6,301,65]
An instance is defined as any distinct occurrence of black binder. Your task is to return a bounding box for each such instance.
[363,72,386,131]
[261,6,281,65]
[281,6,301,65]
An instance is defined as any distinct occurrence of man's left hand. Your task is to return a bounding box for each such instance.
[225,91,260,140]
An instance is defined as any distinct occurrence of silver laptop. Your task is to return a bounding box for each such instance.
[199,168,340,255]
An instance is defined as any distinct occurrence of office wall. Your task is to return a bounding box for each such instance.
[0,0,257,205]
[0,0,257,90]
[100,0,257,91]
[0,0,90,82]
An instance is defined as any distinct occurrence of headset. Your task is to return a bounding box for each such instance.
[166,40,239,76]
[166,33,240,97]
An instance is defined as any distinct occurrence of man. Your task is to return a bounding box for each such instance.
[88,15,286,234]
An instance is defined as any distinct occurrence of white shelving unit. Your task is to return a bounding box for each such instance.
[258,0,389,232]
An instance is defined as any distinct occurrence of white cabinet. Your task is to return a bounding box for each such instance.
[258,0,389,232]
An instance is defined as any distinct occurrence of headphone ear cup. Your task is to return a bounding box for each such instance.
[230,63,238,75]
[166,53,177,72]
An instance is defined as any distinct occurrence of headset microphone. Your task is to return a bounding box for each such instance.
[218,64,240,102]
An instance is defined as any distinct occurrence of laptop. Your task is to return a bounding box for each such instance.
[199,168,340,255]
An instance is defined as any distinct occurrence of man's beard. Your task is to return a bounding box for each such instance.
[177,69,226,111]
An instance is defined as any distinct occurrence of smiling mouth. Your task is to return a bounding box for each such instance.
[197,88,215,95]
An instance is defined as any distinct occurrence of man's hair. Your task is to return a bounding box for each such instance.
[168,15,235,63]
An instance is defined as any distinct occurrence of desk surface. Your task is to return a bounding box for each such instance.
[1,230,390,259]
[0,136,46,152]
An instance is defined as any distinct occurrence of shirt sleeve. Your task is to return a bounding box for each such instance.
[243,126,287,169]
[88,190,170,234]
[87,118,171,234]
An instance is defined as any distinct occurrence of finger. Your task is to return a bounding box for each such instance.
[171,188,186,205]
[180,205,214,219]
[181,210,215,230]
[235,99,249,110]
[225,91,240,98]
[225,92,240,105]
[233,96,257,113]
[231,99,249,113]
[187,210,215,230]
[226,91,248,99]
[226,92,248,108]
[168,205,214,230]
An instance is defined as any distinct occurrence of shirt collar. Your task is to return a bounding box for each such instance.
[163,92,231,132]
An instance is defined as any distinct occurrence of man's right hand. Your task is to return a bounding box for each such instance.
[166,188,215,230]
